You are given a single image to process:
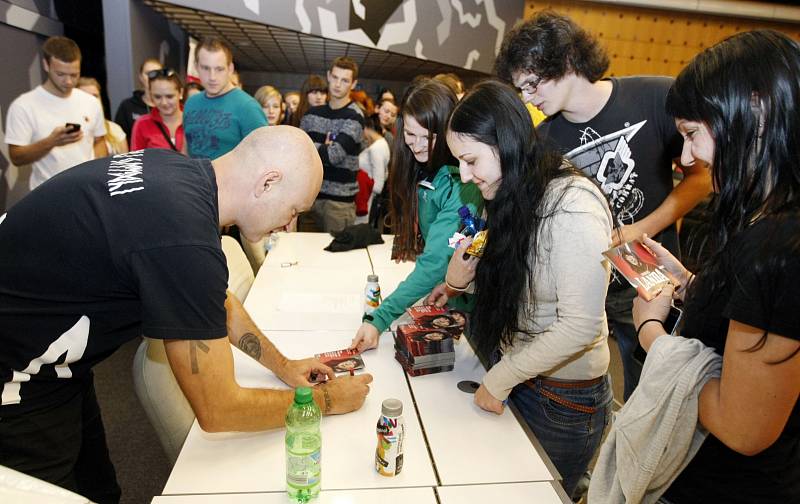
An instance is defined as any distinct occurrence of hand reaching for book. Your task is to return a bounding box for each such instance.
[642,234,693,299]
[350,322,380,352]
[425,283,450,307]
[278,358,334,387]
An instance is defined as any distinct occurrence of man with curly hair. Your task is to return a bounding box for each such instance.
[494,11,711,402]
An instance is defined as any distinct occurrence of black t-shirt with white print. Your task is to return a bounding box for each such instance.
[537,76,683,257]
[0,149,228,416]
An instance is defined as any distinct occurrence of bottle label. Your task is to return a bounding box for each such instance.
[375,415,405,476]
[364,285,381,314]
[286,449,321,487]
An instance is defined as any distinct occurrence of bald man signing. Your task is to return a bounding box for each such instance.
[0,126,372,502]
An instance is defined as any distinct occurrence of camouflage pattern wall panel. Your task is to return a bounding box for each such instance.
[156,0,523,74]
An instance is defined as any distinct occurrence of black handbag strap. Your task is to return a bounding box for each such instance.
[154,121,178,151]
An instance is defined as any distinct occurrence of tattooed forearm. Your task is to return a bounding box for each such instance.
[238,333,262,361]
[189,340,210,374]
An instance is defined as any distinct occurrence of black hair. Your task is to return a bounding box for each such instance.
[364,113,382,132]
[666,29,800,363]
[289,74,327,127]
[448,80,584,359]
[388,79,458,261]
[494,11,608,84]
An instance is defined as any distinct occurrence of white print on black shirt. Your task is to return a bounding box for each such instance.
[107,149,145,197]
[564,120,646,226]
[1,316,90,406]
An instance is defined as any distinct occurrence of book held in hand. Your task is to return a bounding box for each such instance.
[315,348,365,374]
[603,240,679,301]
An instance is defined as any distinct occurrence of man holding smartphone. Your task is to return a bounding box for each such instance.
[6,36,107,191]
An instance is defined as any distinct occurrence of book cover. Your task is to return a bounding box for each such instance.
[603,240,679,301]
[405,306,467,338]
[314,348,365,374]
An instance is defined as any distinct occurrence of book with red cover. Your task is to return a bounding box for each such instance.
[603,240,679,301]
[405,305,467,338]
[395,324,455,356]
[394,351,454,376]
[314,348,365,374]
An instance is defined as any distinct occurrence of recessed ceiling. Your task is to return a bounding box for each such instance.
[144,0,489,81]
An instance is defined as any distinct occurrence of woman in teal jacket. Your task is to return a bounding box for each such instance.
[351,79,483,351]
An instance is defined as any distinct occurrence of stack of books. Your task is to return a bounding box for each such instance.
[394,305,466,376]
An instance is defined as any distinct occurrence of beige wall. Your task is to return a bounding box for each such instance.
[524,0,800,76]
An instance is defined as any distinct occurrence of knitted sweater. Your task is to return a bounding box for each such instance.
[300,102,364,202]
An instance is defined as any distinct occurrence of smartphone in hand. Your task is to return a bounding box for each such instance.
[65,122,81,133]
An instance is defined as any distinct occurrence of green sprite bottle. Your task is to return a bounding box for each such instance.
[286,387,321,502]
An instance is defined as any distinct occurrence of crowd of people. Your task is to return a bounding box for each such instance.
[1,9,798,504]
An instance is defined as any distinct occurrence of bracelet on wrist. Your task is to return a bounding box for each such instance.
[636,318,663,339]
[320,383,332,415]
[444,278,469,292]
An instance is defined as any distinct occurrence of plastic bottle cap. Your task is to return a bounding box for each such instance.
[367,274,379,282]
[381,398,403,416]
[294,386,313,404]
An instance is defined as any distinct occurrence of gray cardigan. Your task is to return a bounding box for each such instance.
[588,335,722,503]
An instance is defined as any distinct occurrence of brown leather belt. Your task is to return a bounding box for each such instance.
[523,376,604,415]
[537,376,604,389]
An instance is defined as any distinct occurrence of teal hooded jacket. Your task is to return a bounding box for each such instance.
[366,164,484,333]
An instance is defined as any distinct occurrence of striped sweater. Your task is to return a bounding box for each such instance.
[300,102,364,201]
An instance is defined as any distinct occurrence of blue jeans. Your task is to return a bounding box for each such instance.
[509,375,612,499]
[606,286,642,401]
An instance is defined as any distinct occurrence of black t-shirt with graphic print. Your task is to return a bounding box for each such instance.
[0,149,228,416]
[537,76,683,258]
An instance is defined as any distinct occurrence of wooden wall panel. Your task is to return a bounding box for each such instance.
[524,0,800,76]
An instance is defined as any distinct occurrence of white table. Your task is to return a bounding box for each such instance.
[243,267,366,331]
[153,487,436,504]
[437,481,568,503]
[263,232,370,271]
[164,233,567,503]
[163,332,436,495]
[365,235,407,269]
[406,337,556,485]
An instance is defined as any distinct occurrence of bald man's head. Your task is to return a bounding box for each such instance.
[216,126,322,241]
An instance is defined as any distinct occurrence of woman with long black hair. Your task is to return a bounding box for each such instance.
[430,80,613,499]
[350,79,483,351]
[633,30,800,503]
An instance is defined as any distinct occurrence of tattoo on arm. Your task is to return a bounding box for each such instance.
[189,340,210,374]
[238,333,262,361]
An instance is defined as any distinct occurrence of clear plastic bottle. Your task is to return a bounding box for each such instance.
[375,398,405,477]
[364,274,381,315]
[286,387,321,502]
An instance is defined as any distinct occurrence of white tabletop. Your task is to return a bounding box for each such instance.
[242,267,366,331]
[263,232,370,271]
[164,232,565,502]
[437,481,567,503]
[153,487,437,503]
[163,331,437,495]
[405,336,557,485]
[365,235,410,269]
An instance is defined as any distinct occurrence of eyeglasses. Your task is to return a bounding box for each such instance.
[518,75,544,95]
[147,68,177,80]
